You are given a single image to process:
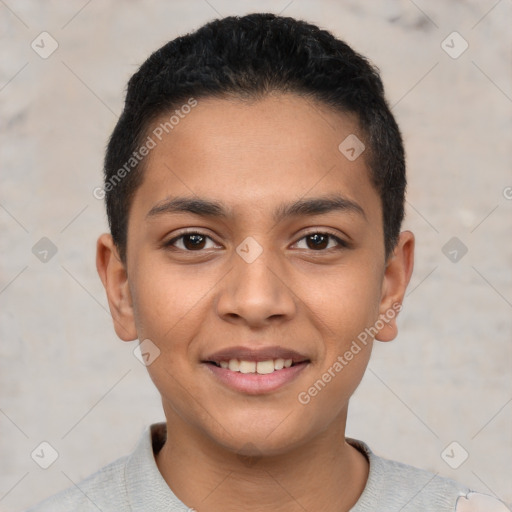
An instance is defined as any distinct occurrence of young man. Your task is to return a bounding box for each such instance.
[28,12,509,512]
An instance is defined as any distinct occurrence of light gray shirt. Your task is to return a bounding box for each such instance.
[26,422,509,511]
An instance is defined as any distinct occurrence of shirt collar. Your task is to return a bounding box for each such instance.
[124,423,380,511]
[346,437,385,511]
[125,422,187,511]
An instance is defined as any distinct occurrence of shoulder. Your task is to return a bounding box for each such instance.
[347,438,510,512]
[26,453,130,511]
[25,423,173,512]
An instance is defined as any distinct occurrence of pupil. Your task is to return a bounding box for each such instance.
[309,234,327,250]
[185,234,205,250]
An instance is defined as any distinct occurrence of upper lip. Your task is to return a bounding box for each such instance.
[203,345,310,364]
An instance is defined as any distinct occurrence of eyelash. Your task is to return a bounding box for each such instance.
[163,230,349,252]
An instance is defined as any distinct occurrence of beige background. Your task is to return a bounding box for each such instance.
[1,0,511,510]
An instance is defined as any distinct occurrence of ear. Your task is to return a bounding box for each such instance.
[96,233,138,341]
[375,230,415,342]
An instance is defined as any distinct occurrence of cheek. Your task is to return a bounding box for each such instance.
[129,262,206,404]
[129,256,207,341]
[304,263,383,343]
[128,256,218,395]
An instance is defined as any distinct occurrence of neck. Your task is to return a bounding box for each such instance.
[155,407,368,512]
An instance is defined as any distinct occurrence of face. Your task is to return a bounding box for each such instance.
[97,93,414,456]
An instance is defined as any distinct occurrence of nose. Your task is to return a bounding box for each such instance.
[215,244,297,327]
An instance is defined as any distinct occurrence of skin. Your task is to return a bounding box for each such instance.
[96,93,414,512]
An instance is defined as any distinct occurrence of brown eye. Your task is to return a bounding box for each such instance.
[295,232,347,251]
[165,232,217,251]
[182,234,206,250]
[306,233,329,250]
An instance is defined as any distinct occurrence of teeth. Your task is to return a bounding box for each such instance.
[228,359,240,371]
[256,360,274,374]
[239,360,256,374]
[215,358,301,374]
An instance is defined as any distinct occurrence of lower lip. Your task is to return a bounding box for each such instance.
[204,362,309,395]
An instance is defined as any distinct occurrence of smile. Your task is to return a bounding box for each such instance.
[202,346,310,394]
[211,358,294,374]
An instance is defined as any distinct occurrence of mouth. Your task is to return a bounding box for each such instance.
[202,346,311,394]
[206,357,303,374]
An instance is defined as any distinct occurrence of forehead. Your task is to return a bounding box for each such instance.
[132,93,381,225]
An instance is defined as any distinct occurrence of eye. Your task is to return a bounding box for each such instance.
[294,232,348,251]
[163,230,349,253]
[164,232,220,251]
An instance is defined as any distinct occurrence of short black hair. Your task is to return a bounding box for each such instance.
[104,12,406,263]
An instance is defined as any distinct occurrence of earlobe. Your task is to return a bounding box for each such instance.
[96,233,138,341]
[375,231,415,342]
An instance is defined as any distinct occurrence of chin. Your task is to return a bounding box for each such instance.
[205,416,312,459]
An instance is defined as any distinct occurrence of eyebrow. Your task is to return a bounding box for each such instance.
[146,194,367,223]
